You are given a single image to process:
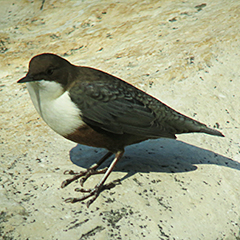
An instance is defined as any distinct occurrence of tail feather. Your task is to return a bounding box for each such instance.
[200,127,224,137]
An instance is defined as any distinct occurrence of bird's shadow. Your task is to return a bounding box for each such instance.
[69,138,240,180]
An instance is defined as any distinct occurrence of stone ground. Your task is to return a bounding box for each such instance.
[1,0,240,239]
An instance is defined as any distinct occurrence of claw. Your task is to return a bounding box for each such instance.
[64,185,102,207]
[61,166,109,188]
[75,187,92,193]
[61,152,113,189]
[61,171,86,188]
[62,151,123,206]
[61,179,73,188]
[63,170,78,175]
[79,167,108,187]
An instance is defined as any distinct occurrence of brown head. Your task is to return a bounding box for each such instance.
[17,53,77,88]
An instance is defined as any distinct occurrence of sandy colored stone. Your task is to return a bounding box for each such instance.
[1,0,240,239]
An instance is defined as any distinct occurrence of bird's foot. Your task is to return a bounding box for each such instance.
[64,179,121,207]
[61,166,108,188]
[64,184,102,207]
[61,151,123,207]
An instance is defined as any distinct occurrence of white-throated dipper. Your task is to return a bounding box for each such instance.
[18,53,224,207]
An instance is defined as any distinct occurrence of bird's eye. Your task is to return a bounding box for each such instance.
[47,69,54,75]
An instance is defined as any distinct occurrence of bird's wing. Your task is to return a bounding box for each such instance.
[69,80,176,139]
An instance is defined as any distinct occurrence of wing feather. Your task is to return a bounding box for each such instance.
[69,80,176,138]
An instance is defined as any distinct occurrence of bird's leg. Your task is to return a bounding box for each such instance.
[64,150,124,207]
[61,151,113,188]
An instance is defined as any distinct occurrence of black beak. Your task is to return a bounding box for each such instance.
[17,74,34,83]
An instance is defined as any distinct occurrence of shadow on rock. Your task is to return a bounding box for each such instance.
[69,138,240,179]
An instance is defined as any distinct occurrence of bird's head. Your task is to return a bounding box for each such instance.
[17,53,75,88]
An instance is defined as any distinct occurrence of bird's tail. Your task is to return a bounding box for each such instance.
[199,127,224,137]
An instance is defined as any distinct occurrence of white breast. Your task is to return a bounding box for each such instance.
[26,81,85,136]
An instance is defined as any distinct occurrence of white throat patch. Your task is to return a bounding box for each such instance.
[26,80,84,136]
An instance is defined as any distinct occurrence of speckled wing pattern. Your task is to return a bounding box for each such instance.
[69,81,176,138]
[69,70,217,139]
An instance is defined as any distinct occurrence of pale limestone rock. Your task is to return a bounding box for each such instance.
[1,0,240,239]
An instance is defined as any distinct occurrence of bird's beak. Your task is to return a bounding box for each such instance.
[17,74,34,83]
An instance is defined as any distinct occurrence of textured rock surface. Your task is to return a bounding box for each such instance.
[1,0,240,239]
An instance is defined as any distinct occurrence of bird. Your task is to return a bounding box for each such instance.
[17,53,224,207]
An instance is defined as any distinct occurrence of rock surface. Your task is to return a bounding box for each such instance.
[1,0,240,239]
